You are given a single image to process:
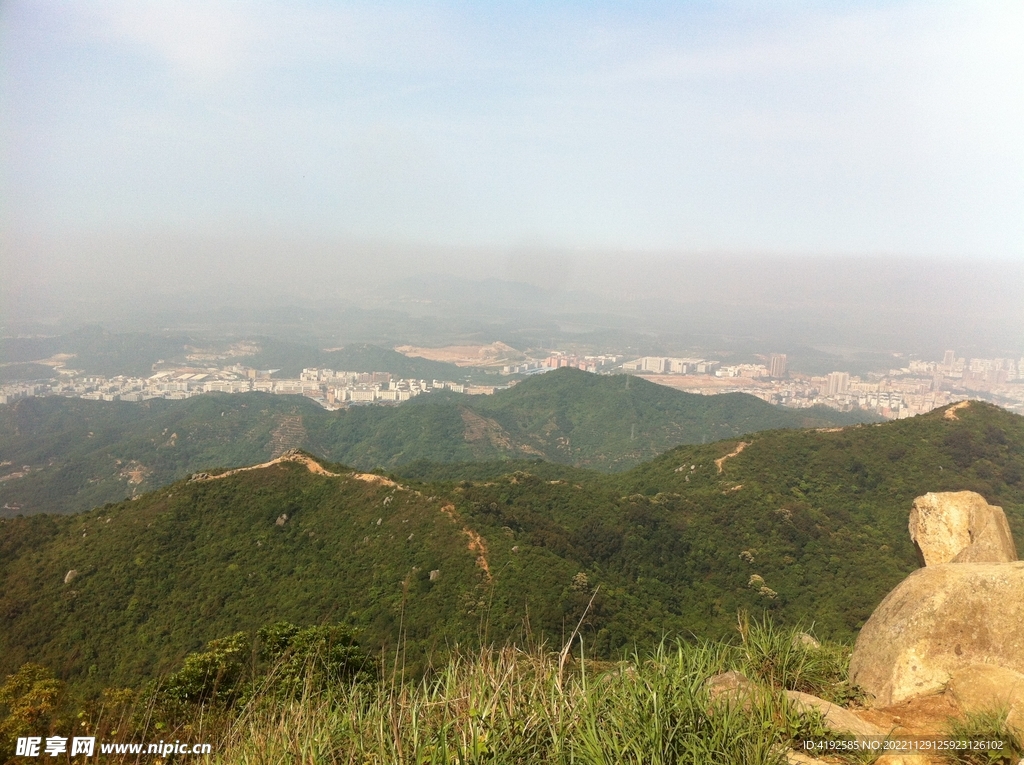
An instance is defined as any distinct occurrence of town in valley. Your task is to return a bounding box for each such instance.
[3,344,1023,419]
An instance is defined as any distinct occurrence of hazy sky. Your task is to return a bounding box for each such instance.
[3,0,1023,259]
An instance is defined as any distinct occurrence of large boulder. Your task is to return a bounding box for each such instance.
[908,491,1017,565]
[947,664,1024,730]
[849,562,1024,707]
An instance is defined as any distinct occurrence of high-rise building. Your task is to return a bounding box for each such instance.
[826,371,850,396]
[943,350,955,368]
[768,353,788,378]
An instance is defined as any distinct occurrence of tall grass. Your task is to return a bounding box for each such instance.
[213,639,822,765]
[944,709,1024,765]
[737,612,860,704]
[37,617,854,764]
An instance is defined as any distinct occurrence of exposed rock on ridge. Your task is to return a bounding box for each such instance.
[909,491,1017,565]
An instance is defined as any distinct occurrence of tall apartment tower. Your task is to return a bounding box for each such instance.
[826,371,850,396]
[943,350,955,369]
[768,353,788,378]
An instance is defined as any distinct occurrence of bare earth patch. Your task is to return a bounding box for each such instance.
[351,472,401,488]
[440,503,492,580]
[715,441,750,473]
[638,374,770,394]
[119,461,152,485]
[944,400,971,420]
[394,342,524,368]
[857,692,964,740]
[0,467,32,482]
[192,450,338,481]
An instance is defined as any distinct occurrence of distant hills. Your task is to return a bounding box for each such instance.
[0,327,470,380]
[0,369,877,515]
[1,400,1020,696]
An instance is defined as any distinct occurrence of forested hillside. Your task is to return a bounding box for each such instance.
[0,369,875,515]
[1,400,1019,697]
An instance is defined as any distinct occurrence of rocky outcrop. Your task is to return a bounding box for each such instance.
[908,491,1017,566]
[786,691,886,739]
[849,562,1024,706]
[947,664,1024,730]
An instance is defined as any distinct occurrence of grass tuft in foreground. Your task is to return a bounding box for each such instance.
[944,709,1024,765]
[214,638,830,765]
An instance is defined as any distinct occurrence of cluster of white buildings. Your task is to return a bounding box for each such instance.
[501,352,624,375]
[623,353,790,378]
[623,356,720,375]
[750,374,966,419]
[626,350,1024,419]
[0,365,499,410]
[905,354,1022,387]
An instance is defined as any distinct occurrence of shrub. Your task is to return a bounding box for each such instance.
[161,632,251,705]
[255,622,372,696]
[0,664,65,760]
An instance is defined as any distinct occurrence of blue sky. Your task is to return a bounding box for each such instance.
[2,1,1023,258]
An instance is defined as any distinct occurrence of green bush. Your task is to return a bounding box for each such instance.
[161,632,251,705]
[256,622,373,696]
[0,664,66,760]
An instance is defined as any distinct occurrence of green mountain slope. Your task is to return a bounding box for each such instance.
[0,458,490,694]
[1,401,1020,697]
[1,370,875,515]
[469,369,875,469]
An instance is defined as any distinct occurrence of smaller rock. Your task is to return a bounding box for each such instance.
[64,569,78,584]
[947,664,1024,730]
[787,691,887,740]
[275,514,288,526]
[705,670,754,704]
[429,569,440,581]
[792,632,821,650]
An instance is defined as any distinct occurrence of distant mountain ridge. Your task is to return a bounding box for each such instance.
[0,327,470,380]
[0,369,876,515]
